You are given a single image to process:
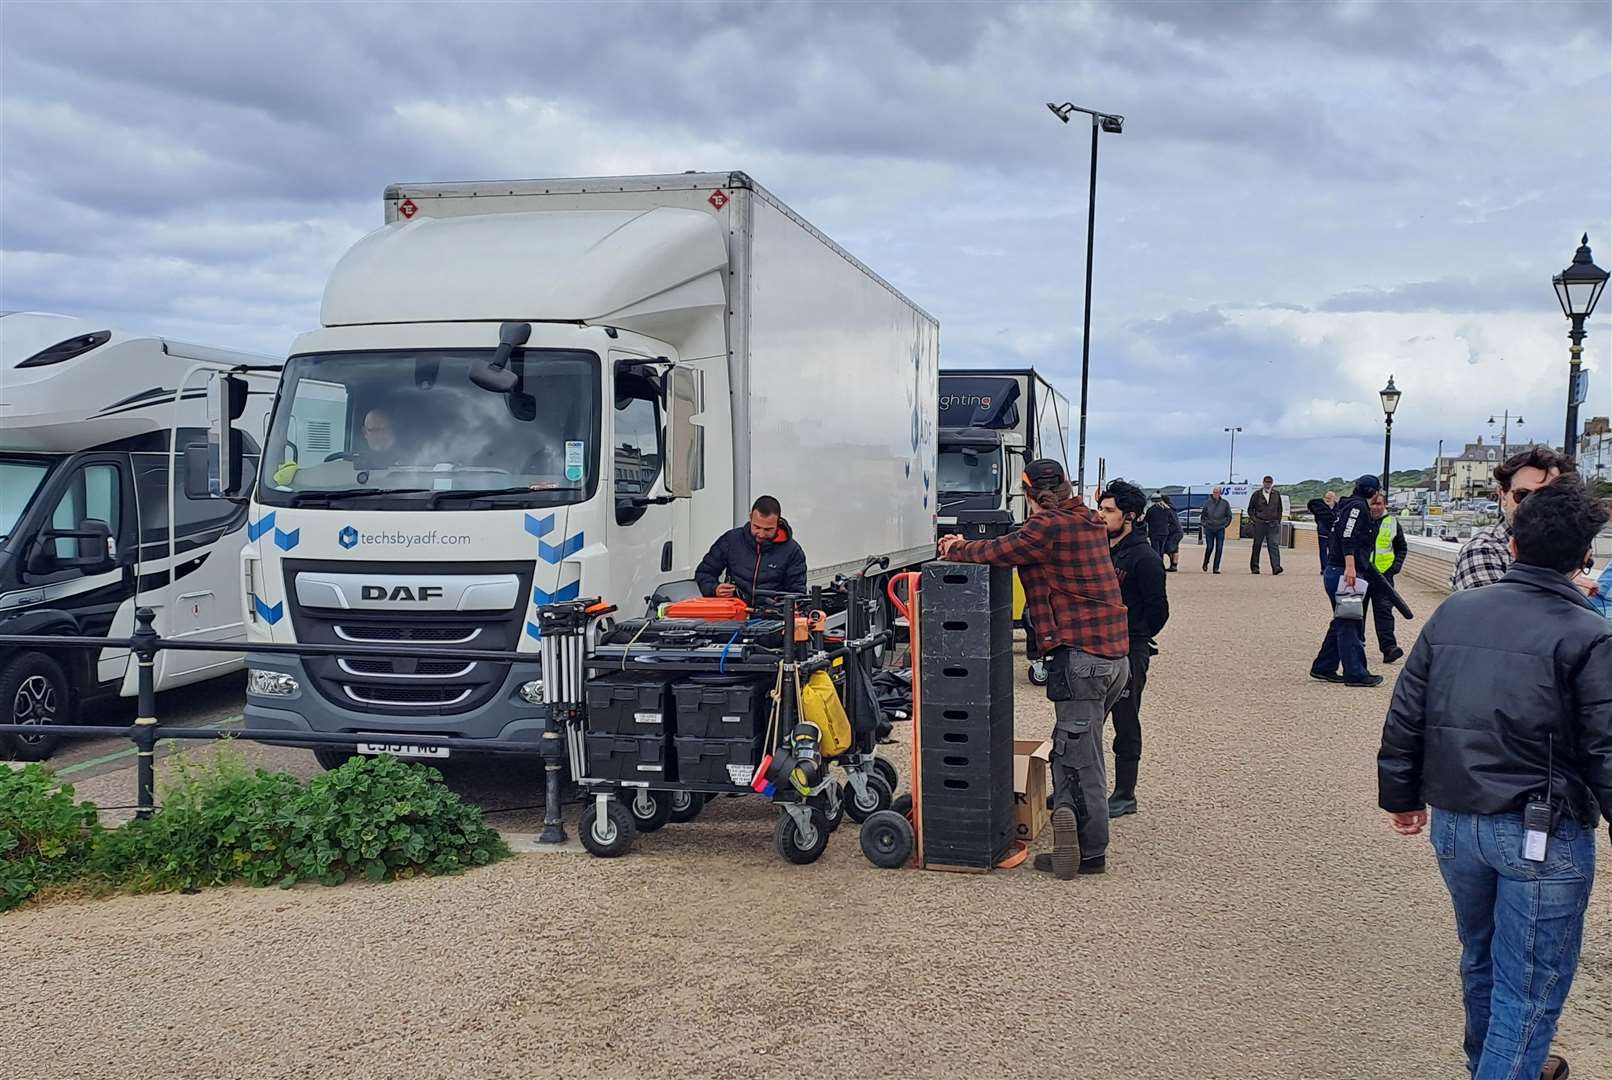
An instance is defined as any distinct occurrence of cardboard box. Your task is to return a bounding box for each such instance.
[1013,738,1052,842]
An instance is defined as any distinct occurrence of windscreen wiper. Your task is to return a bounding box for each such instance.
[428,486,578,507]
[289,487,430,506]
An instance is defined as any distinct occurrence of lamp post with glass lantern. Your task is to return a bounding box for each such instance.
[1553,234,1609,454]
[1379,375,1402,498]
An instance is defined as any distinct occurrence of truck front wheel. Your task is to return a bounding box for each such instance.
[0,651,71,761]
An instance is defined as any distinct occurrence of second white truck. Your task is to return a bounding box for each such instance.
[206,172,939,762]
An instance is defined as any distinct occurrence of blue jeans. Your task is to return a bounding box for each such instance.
[1433,809,1596,1079]
[1311,567,1368,680]
[1202,527,1225,569]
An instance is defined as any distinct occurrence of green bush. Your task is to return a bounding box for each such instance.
[2,751,510,911]
[105,750,509,892]
[0,765,101,912]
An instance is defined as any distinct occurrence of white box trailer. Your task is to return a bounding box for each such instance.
[218,172,938,755]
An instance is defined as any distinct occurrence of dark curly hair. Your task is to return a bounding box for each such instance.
[1100,480,1148,521]
[1494,447,1576,492]
[1510,477,1608,574]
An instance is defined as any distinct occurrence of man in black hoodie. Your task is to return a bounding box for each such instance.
[695,495,808,603]
[1098,481,1170,817]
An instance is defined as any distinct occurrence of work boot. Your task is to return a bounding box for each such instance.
[1343,673,1385,688]
[1049,806,1079,879]
[1109,759,1139,818]
[1383,646,1405,664]
[1540,1054,1569,1080]
[1032,852,1107,875]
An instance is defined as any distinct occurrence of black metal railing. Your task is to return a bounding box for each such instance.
[0,608,549,824]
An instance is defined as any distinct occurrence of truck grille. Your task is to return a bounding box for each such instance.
[281,559,532,717]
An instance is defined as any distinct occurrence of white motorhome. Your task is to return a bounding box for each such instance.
[215,173,939,765]
[0,312,278,758]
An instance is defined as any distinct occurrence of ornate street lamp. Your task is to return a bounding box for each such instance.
[1379,375,1401,496]
[1553,234,1608,453]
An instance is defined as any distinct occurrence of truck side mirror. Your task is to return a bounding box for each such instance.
[30,519,116,575]
[663,366,703,498]
[207,373,250,500]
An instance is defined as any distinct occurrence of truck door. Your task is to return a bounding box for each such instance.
[607,355,693,615]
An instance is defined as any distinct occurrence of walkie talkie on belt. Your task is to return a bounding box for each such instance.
[1522,734,1558,864]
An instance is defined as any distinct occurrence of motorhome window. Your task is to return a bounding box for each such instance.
[136,458,251,543]
[0,459,53,542]
[259,349,601,508]
[50,463,121,559]
[937,446,1003,495]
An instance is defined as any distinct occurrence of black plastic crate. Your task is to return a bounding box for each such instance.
[585,674,673,736]
[674,736,763,787]
[672,678,769,740]
[584,733,669,782]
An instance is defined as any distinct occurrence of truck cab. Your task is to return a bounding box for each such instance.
[936,368,1071,540]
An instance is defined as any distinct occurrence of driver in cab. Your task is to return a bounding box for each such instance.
[695,495,808,605]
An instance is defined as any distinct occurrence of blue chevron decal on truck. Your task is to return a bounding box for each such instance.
[252,596,283,625]
[538,533,584,564]
[246,513,275,542]
[524,513,556,539]
[273,527,300,552]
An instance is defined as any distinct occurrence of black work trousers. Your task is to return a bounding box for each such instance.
[1110,642,1150,766]
[1364,570,1399,656]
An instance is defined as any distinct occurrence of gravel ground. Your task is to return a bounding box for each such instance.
[3,537,1609,1080]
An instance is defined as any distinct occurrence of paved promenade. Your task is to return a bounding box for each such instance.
[3,536,1608,1079]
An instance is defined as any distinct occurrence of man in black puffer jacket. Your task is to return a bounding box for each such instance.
[1377,481,1611,1080]
[695,494,808,604]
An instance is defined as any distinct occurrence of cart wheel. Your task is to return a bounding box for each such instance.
[773,807,831,865]
[579,800,637,858]
[844,773,893,824]
[860,809,915,869]
[668,790,706,824]
[1027,660,1049,687]
[891,793,913,820]
[628,789,675,833]
[871,756,900,794]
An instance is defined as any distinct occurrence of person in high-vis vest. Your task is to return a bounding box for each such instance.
[1366,491,1408,663]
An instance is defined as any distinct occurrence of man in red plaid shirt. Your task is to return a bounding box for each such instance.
[939,459,1130,878]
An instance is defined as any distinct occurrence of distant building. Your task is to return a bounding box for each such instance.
[1445,435,1554,499]
[1580,416,1611,486]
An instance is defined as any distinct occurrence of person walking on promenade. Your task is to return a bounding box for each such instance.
[1144,493,1183,572]
[1366,491,1407,664]
[1377,480,1611,1080]
[1308,490,1338,574]
[1452,447,1599,600]
[1097,481,1169,818]
[1199,485,1232,573]
[1248,475,1284,575]
[1311,474,1404,688]
[938,459,1129,879]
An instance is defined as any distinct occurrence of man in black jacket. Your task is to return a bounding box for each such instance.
[694,495,808,604]
[1377,481,1611,1080]
[1365,491,1408,663]
[1307,491,1338,574]
[1311,475,1395,687]
[1098,481,1170,817]
[1143,494,1182,572]
[1247,475,1284,575]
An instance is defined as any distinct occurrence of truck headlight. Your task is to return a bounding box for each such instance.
[518,679,545,704]
[248,670,299,697]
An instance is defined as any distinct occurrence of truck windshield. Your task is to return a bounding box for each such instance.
[258,349,601,509]
[0,458,54,542]
[937,445,1003,496]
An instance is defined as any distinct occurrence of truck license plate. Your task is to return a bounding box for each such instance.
[355,740,449,760]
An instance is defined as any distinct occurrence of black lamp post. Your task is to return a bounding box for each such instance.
[1553,234,1609,454]
[1487,409,1525,459]
[1223,425,1242,483]
[1047,100,1124,492]
[1379,375,1401,497]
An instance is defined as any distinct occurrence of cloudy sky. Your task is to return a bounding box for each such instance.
[3,0,1609,486]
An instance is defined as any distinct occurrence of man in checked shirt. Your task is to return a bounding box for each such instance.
[1453,447,1600,598]
[939,458,1130,879]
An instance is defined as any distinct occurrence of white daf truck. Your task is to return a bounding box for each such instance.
[0,312,278,758]
[935,368,1072,540]
[212,172,939,765]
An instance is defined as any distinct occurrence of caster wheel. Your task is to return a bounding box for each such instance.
[668,790,706,824]
[579,801,637,858]
[860,809,915,869]
[822,782,845,833]
[871,756,899,794]
[1027,660,1049,687]
[628,789,674,833]
[891,793,913,820]
[844,773,893,824]
[773,807,831,865]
